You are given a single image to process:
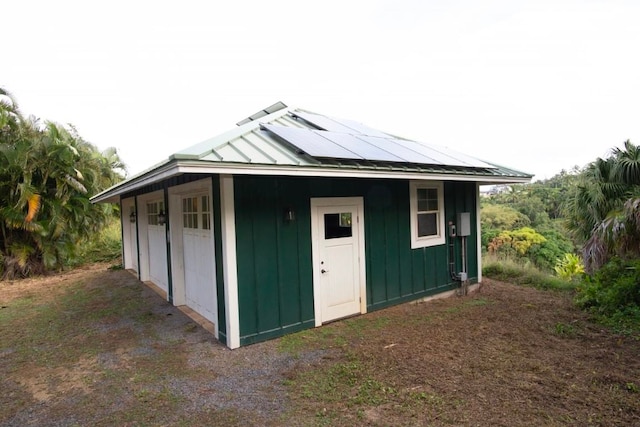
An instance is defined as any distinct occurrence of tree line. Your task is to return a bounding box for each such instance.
[0,88,125,278]
[483,141,640,331]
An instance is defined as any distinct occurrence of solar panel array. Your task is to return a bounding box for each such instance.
[262,118,495,169]
[292,110,391,138]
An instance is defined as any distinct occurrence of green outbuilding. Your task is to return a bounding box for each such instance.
[91,102,531,349]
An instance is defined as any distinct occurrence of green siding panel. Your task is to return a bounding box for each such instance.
[234,176,478,345]
[235,177,316,343]
[252,182,280,332]
[235,190,258,337]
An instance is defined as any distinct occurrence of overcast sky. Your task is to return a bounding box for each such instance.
[4,0,640,181]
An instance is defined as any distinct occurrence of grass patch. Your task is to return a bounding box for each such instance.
[279,316,392,356]
[296,358,397,406]
[590,308,640,337]
[1,276,161,370]
[343,315,390,338]
[553,322,578,337]
[483,256,575,291]
[279,326,347,356]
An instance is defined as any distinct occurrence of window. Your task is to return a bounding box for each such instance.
[182,195,211,230]
[182,197,198,229]
[147,201,164,226]
[410,181,445,248]
[324,213,353,239]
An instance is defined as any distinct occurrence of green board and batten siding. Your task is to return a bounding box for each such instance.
[233,175,478,346]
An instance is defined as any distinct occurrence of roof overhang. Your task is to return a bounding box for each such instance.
[91,160,532,204]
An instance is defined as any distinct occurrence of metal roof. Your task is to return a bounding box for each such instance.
[91,103,532,203]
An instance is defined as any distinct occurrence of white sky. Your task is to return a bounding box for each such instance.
[4,0,640,181]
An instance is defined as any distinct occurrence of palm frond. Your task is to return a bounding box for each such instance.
[25,194,41,223]
[63,174,87,194]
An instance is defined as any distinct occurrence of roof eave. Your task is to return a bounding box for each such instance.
[90,158,179,203]
[91,160,531,204]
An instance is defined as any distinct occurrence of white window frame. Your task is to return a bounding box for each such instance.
[409,181,446,249]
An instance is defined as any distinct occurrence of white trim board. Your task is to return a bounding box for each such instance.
[476,183,483,284]
[409,180,446,249]
[220,175,240,349]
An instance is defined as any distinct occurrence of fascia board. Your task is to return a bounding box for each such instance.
[175,162,531,183]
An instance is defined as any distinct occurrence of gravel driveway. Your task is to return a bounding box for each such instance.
[0,264,326,426]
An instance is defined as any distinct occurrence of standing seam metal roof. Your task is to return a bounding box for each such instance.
[91,103,532,203]
[171,104,531,178]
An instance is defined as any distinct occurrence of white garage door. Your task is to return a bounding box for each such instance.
[182,195,217,324]
[147,200,168,292]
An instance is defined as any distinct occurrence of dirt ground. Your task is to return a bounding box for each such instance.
[1,265,639,426]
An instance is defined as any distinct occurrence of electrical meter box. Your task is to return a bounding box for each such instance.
[457,212,471,236]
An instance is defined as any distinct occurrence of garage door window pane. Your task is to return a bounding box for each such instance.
[182,197,198,229]
[201,196,211,230]
[148,202,161,226]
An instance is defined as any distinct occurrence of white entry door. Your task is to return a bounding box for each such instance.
[182,194,217,324]
[311,198,366,324]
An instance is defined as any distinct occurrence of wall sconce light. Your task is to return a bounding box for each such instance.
[158,210,167,226]
[283,207,295,222]
[129,211,137,223]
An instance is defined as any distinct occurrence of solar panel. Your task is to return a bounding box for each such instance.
[391,138,494,168]
[321,133,405,162]
[355,135,441,164]
[263,117,496,169]
[262,124,363,160]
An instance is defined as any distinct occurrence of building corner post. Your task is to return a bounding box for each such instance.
[220,175,240,349]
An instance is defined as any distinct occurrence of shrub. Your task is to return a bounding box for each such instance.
[554,253,585,281]
[575,258,640,315]
[529,229,575,271]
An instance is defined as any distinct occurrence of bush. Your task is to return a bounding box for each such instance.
[529,229,575,271]
[575,257,640,334]
[598,306,640,335]
[575,258,640,315]
[554,253,585,281]
[484,226,575,272]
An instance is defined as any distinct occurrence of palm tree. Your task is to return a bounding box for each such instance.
[0,87,125,278]
[565,140,640,271]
